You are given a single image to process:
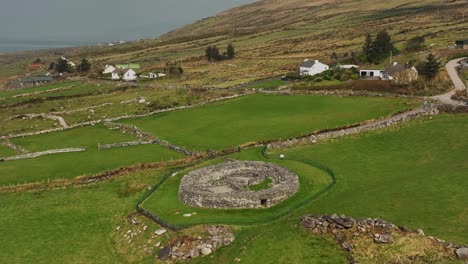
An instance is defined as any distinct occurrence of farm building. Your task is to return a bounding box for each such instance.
[28,64,45,70]
[18,76,53,87]
[385,62,418,84]
[299,60,329,76]
[455,39,468,49]
[102,65,116,74]
[359,69,387,80]
[123,69,138,81]
[338,64,359,70]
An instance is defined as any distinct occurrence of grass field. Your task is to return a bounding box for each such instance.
[0,169,163,264]
[271,114,468,244]
[0,144,183,186]
[11,125,137,152]
[0,142,16,158]
[123,94,416,151]
[140,148,333,226]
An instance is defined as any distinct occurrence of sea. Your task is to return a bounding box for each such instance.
[0,40,94,53]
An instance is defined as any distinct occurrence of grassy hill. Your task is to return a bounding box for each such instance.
[1,0,467,88]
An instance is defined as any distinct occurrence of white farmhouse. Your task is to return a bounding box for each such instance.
[111,70,121,80]
[359,69,387,80]
[123,69,137,81]
[300,60,329,76]
[103,65,116,74]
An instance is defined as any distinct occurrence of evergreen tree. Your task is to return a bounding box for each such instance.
[418,53,441,80]
[55,57,70,73]
[371,30,394,63]
[227,43,235,59]
[205,46,213,61]
[363,32,373,62]
[77,58,91,72]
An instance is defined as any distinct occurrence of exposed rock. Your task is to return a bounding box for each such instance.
[190,248,199,258]
[455,247,468,260]
[201,247,212,256]
[157,246,172,260]
[155,229,167,236]
[373,233,394,244]
[416,229,425,236]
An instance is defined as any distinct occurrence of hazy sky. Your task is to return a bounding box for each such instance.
[0,0,256,44]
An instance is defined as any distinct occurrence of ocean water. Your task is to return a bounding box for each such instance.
[0,40,93,53]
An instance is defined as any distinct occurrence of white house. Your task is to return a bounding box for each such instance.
[300,60,329,76]
[123,69,137,81]
[102,65,116,74]
[111,70,121,80]
[148,72,167,79]
[359,69,387,80]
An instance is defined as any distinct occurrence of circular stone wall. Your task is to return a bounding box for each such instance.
[178,160,299,209]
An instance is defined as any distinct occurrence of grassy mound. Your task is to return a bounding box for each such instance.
[123,94,416,151]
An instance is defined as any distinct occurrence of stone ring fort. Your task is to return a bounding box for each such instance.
[178,160,300,209]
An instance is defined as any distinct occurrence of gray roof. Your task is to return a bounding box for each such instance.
[301,60,318,68]
[385,64,407,75]
[455,39,468,44]
[19,76,53,83]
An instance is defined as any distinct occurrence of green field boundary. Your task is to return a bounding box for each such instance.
[136,146,337,229]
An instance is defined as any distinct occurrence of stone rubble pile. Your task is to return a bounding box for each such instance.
[157,226,235,261]
[302,214,468,261]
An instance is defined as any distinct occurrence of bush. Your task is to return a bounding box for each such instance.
[314,77,323,82]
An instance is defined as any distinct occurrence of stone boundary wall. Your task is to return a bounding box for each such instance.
[179,160,299,209]
[0,139,28,154]
[98,141,152,150]
[267,108,439,150]
[0,148,86,161]
[1,94,245,140]
[103,122,195,155]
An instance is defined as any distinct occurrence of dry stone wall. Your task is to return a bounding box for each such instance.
[267,108,439,150]
[179,160,299,209]
[0,148,86,161]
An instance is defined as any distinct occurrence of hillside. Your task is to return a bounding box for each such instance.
[1,0,467,89]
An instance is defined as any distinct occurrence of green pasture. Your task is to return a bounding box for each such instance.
[0,142,16,158]
[0,144,183,186]
[0,169,162,264]
[12,124,136,152]
[140,148,333,226]
[271,114,468,244]
[123,94,417,151]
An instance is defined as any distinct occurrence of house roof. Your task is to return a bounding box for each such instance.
[19,76,53,82]
[385,63,415,75]
[455,39,468,44]
[301,60,318,68]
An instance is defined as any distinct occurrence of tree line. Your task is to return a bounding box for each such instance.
[205,44,235,62]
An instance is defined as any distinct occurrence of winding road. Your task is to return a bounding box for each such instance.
[431,57,467,105]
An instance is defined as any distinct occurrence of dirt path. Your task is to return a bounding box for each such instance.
[431,58,467,105]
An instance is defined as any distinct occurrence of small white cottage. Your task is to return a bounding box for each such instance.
[300,60,329,76]
[123,69,138,81]
[102,65,116,74]
[111,70,121,80]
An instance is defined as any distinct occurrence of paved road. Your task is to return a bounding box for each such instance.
[431,57,467,105]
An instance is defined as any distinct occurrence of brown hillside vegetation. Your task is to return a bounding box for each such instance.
[1,0,467,88]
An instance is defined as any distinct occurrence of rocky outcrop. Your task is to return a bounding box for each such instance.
[0,148,86,161]
[156,226,235,261]
[268,108,439,150]
[179,160,299,209]
[302,214,467,262]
